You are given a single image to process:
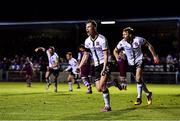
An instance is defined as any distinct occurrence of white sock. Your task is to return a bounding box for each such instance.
[68,81,73,90]
[137,83,142,99]
[103,90,110,107]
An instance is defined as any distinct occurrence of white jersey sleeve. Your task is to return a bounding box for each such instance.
[101,37,108,50]
[77,52,81,61]
[116,40,124,50]
[65,65,72,72]
[84,39,90,49]
[138,37,147,45]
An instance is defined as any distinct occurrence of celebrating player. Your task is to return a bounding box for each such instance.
[114,27,159,105]
[35,46,60,92]
[78,19,111,112]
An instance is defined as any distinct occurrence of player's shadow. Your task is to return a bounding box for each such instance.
[60,106,144,120]
[172,94,180,97]
[50,93,75,96]
[61,104,180,120]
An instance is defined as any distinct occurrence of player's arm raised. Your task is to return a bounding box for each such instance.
[35,47,46,52]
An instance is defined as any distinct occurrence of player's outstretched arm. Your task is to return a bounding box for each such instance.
[34,47,46,52]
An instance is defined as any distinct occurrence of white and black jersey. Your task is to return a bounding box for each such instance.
[65,58,78,74]
[85,34,110,67]
[46,50,59,70]
[116,36,146,66]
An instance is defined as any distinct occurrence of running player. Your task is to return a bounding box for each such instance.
[64,52,79,92]
[22,57,33,87]
[77,44,93,94]
[113,27,159,105]
[35,46,60,92]
[78,19,111,112]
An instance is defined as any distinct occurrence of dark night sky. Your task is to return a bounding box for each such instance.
[0,1,179,21]
[0,1,179,57]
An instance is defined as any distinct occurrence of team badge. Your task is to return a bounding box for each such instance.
[133,42,138,46]
[96,42,99,46]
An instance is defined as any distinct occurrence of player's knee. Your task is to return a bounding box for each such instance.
[136,79,143,84]
[96,87,102,92]
[135,76,139,80]
[135,76,141,82]
[54,77,58,80]
[102,89,109,94]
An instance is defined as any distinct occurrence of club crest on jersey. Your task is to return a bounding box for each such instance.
[96,42,100,46]
[133,42,138,47]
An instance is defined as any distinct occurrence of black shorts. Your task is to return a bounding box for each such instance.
[128,60,144,75]
[68,69,79,80]
[70,72,79,79]
[49,68,60,77]
[94,64,110,82]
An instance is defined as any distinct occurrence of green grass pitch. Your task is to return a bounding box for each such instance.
[1,82,180,120]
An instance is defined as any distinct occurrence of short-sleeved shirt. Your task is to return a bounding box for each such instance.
[116,36,146,66]
[77,52,92,66]
[65,58,78,74]
[85,34,109,67]
[46,51,59,70]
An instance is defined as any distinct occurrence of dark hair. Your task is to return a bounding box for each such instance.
[123,27,134,35]
[66,52,72,56]
[78,44,85,49]
[86,19,97,28]
[49,46,55,52]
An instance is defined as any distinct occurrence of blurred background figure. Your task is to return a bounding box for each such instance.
[22,57,33,87]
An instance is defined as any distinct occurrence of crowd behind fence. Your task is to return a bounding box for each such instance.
[0,53,179,84]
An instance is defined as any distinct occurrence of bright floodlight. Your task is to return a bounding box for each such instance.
[101,21,115,24]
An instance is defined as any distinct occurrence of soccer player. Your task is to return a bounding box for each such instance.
[22,57,33,87]
[35,46,60,92]
[114,27,159,105]
[64,52,79,92]
[78,19,111,112]
[77,44,93,94]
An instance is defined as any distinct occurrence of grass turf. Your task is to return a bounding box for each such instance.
[1,82,180,120]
